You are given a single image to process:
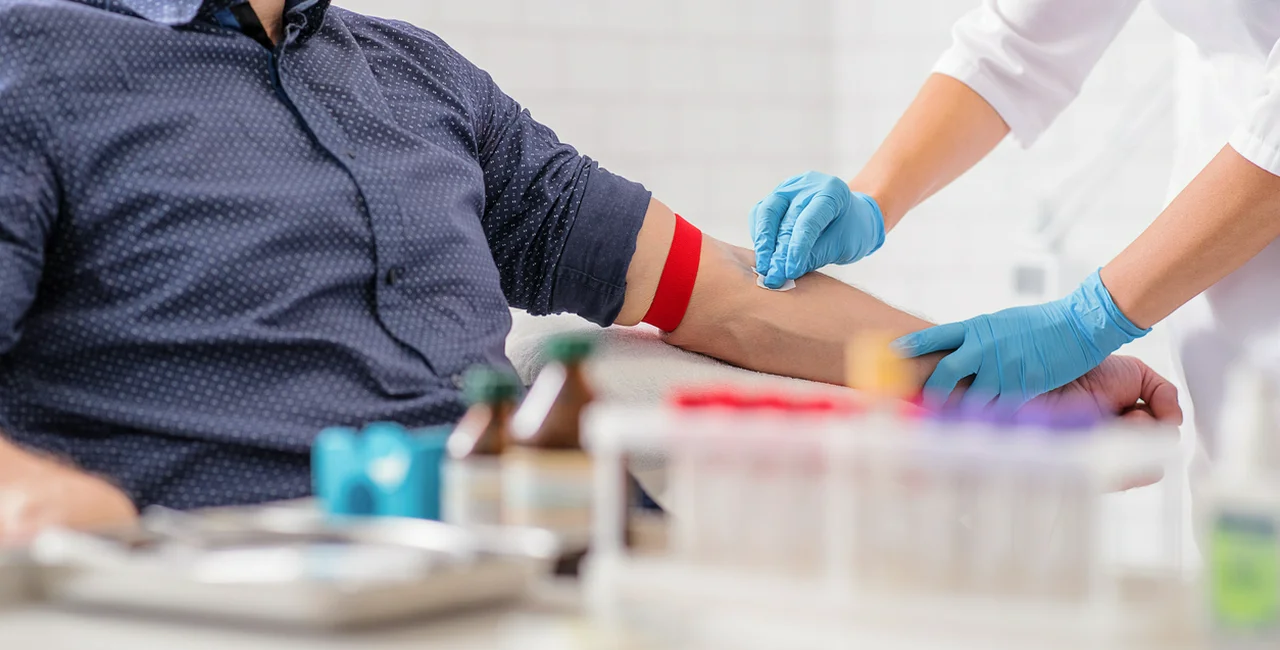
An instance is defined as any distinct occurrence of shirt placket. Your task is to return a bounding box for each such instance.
[267,21,434,389]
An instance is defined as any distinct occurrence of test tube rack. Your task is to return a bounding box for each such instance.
[583,395,1199,650]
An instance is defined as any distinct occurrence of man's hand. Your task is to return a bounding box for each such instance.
[1039,356,1182,491]
[0,438,137,544]
[1037,355,1182,424]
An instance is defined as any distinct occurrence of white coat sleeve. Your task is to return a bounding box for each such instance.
[933,0,1144,147]
[1230,40,1280,177]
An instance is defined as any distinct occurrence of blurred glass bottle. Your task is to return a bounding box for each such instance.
[504,334,597,534]
[1204,359,1280,648]
[443,365,520,527]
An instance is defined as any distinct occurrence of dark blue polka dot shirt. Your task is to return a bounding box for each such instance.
[0,0,651,510]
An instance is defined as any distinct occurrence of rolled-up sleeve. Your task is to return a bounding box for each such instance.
[0,26,57,358]
[1230,40,1280,176]
[547,166,652,325]
[454,47,651,327]
[932,0,1143,147]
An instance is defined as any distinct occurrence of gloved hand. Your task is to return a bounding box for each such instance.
[750,171,886,289]
[893,270,1151,410]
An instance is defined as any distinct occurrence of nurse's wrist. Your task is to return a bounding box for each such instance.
[1097,265,1158,331]
[1067,270,1151,361]
[848,175,907,232]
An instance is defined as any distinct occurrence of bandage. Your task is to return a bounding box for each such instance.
[642,214,702,332]
[756,273,796,292]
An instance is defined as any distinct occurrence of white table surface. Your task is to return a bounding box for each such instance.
[0,580,645,650]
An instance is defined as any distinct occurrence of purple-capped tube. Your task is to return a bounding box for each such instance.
[1017,398,1101,434]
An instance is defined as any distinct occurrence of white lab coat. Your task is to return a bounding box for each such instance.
[934,0,1280,457]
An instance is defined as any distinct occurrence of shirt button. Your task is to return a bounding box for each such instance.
[451,373,465,389]
[385,267,404,286]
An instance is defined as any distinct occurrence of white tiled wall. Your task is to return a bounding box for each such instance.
[340,0,1178,374]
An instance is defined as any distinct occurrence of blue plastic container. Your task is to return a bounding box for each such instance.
[312,423,451,521]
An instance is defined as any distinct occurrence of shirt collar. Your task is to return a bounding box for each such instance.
[104,0,232,26]
[89,0,330,30]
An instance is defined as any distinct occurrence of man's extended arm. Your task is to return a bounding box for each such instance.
[432,30,1176,420]
[616,198,1181,421]
[617,197,955,385]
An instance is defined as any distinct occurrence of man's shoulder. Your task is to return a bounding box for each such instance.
[328,7,463,64]
[0,1,56,64]
[0,0,102,50]
[0,0,92,24]
[328,7,488,100]
[0,0,58,12]
[0,1,93,106]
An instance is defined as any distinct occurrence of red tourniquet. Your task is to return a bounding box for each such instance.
[641,214,702,332]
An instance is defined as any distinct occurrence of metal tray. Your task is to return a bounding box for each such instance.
[0,551,33,608]
[28,505,562,629]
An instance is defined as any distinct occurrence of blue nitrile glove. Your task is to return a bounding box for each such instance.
[750,171,886,289]
[893,270,1151,410]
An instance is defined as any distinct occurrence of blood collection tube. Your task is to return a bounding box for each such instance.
[1008,404,1055,595]
[972,406,1023,594]
[784,394,843,578]
[708,389,750,567]
[1052,407,1101,601]
[903,404,960,591]
[670,387,737,565]
[667,389,703,561]
[872,401,930,587]
[845,333,916,586]
[945,402,1001,594]
[820,396,863,588]
[738,390,792,570]
[1015,402,1099,600]
[856,426,893,582]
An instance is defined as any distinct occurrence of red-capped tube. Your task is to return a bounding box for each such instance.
[670,390,713,409]
[758,394,793,412]
[792,396,838,413]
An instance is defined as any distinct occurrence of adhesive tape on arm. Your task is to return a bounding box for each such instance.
[756,273,796,292]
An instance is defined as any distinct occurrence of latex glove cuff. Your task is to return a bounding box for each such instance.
[1066,269,1151,361]
[849,192,887,261]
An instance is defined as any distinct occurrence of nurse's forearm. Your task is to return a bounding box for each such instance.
[1102,146,1280,329]
[850,74,1010,230]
